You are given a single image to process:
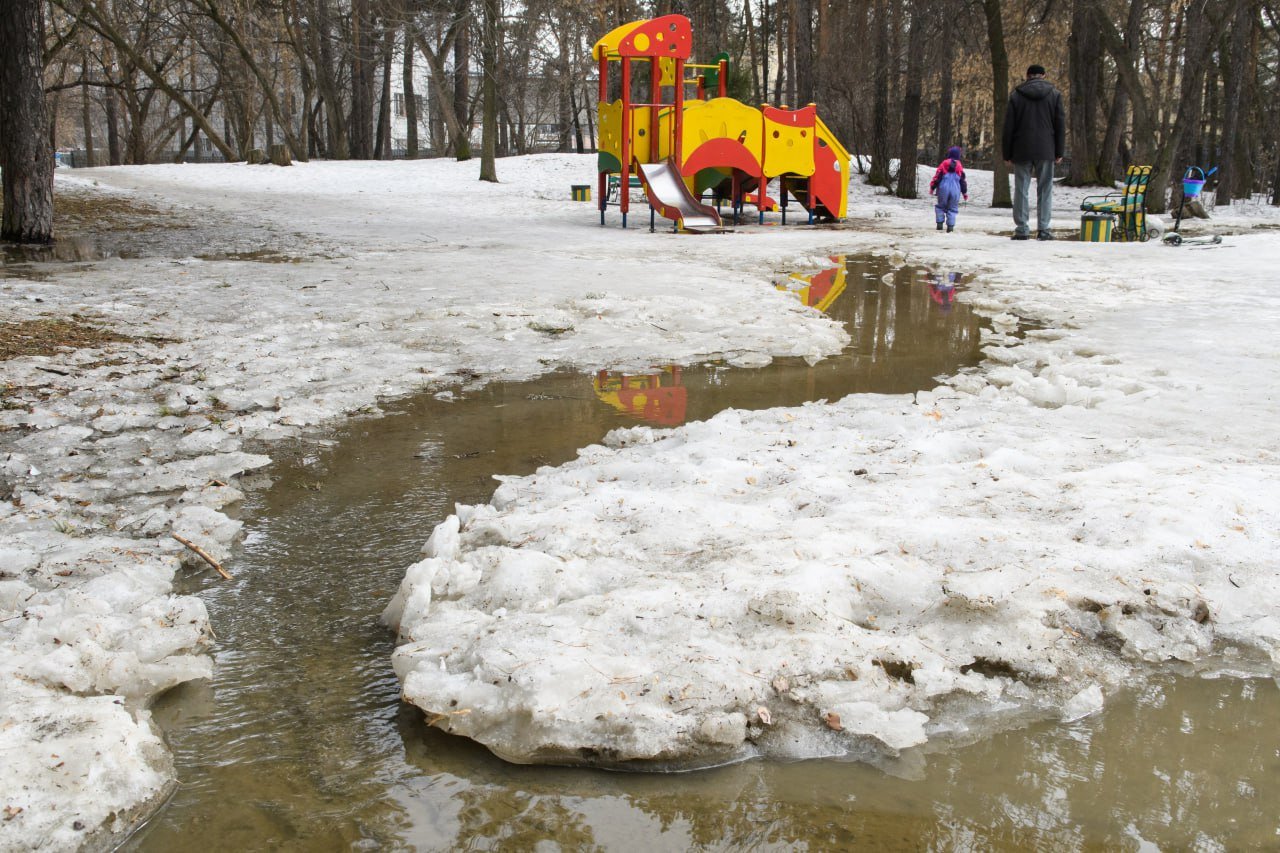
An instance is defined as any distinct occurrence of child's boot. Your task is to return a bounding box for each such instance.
[936,221,944,231]
[946,224,954,233]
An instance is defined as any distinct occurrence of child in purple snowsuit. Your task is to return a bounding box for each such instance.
[930,146,969,232]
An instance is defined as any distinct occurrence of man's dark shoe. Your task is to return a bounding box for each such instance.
[1036,231,1055,241]
[1011,233,1031,240]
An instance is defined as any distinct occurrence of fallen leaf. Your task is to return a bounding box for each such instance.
[756,706,772,725]
[823,711,843,731]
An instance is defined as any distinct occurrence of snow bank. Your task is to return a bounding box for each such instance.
[385,177,1280,766]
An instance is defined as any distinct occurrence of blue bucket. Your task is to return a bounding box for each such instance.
[1182,166,1207,198]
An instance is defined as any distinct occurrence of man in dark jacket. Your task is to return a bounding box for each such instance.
[1002,65,1066,240]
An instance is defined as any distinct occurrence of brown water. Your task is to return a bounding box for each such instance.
[132,257,1278,850]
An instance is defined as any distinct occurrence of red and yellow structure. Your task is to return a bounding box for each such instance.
[592,14,850,228]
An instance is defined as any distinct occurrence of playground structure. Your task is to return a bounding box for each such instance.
[592,14,851,231]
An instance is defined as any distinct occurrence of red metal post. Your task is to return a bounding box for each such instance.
[620,58,631,220]
[718,59,728,98]
[673,58,684,168]
[649,58,660,164]
[598,55,608,221]
[696,75,705,101]
[759,104,768,223]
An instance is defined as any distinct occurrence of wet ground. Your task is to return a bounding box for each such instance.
[0,188,332,280]
[123,256,1279,849]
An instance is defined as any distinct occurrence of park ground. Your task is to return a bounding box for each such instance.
[2,154,1278,848]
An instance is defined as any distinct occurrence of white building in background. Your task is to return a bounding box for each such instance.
[386,51,596,155]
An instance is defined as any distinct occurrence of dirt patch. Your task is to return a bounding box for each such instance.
[0,317,168,361]
[53,191,183,235]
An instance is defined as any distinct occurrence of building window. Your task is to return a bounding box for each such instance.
[394,93,405,116]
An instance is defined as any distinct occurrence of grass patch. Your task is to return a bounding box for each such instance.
[0,318,166,361]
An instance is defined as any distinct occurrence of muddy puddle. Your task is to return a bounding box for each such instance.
[0,188,325,275]
[131,256,1277,850]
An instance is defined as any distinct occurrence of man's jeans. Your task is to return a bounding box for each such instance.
[1013,160,1055,236]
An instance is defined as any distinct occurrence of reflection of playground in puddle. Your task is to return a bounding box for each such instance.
[593,366,688,426]
[776,258,848,312]
[589,255,986,428]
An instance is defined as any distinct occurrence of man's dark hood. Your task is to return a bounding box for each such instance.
[1015,78,1056,100]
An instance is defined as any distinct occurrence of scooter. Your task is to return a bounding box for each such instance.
[1163,166,1222,246]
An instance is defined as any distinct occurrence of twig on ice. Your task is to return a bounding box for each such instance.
[171,533,232,580]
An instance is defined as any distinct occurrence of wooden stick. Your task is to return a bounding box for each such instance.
[171,533,232,580]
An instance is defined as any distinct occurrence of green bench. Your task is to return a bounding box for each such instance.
[606,174,645,204]
[1080,165,1152,242]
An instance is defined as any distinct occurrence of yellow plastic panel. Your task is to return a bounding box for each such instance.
[592,20,641,59]
[681,98,765,169]
[762,106,816,178]
[659,57,677,87]
[597,100,623,163]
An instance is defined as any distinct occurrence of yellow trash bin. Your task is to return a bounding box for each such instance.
[571,184,591,202]
[1080,213,1114,242]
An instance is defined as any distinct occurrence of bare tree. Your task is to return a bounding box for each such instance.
[478,0,497,181]
[1,0,54,242]
[981,0,1012,207]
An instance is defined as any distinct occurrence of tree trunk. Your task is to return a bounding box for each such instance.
[761,0,771,104]
[376,26,394,158]
[453,4,472,160]
[936,30,954,159]
[895,0,925,199]
[773,0,785,103]
[350,0,375,159]
[556,31,572,152]
[0,0,54,242]
[1066,0,1101,185]
[1214,0,1251,203]
[745,0,761,104]
[982,0,1012,207]
[795,0,814,105]
[867,0,891,187]
[415,27,471,161]
[403,24,418,158]
[81,58,95,166]
[569,84,584,153]
[105,86,122,164]
[311,0,348,158]
[479,0,498,182]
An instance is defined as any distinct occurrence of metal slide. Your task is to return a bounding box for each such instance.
[634,158,723,231]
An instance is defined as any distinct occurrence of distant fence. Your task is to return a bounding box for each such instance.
[65,149,229,167]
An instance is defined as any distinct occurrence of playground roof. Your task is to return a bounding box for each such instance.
[591,14,692,61]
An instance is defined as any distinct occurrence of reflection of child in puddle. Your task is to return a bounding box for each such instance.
[929,272,959,313]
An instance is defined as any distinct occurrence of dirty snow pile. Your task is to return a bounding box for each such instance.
[0,346,273,848]
[1,154,852,849]
[385,222,1280,767]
